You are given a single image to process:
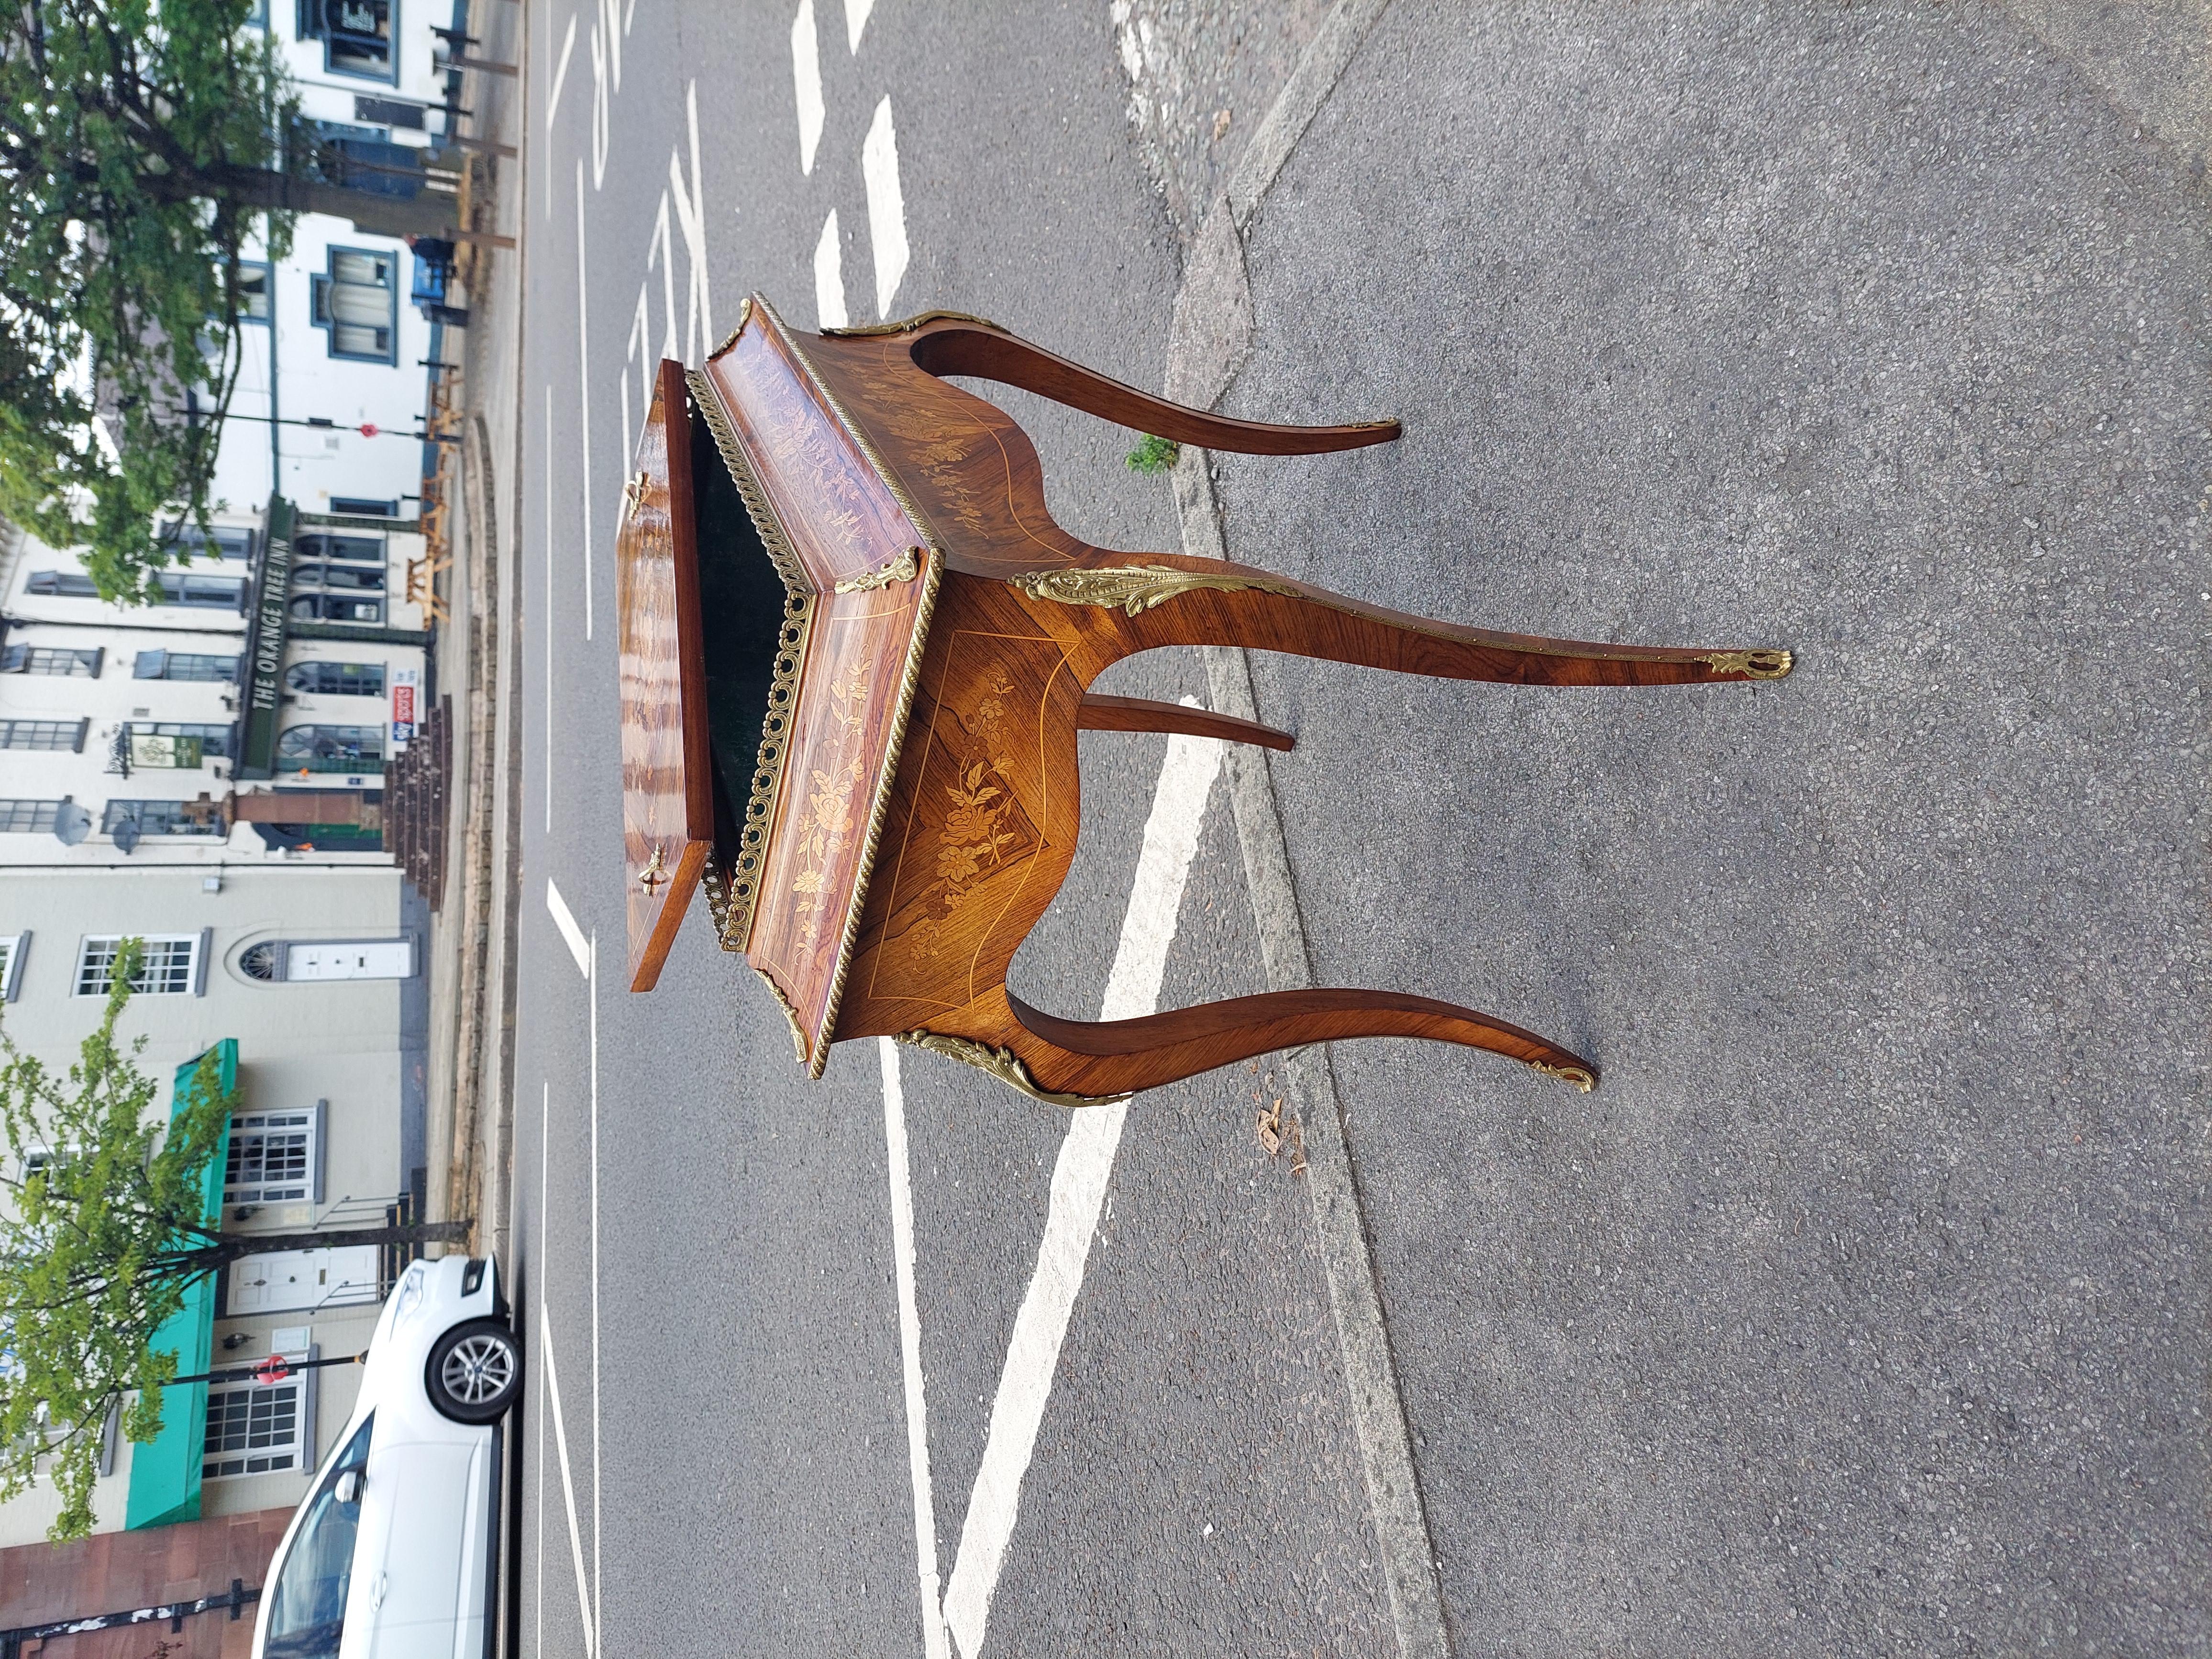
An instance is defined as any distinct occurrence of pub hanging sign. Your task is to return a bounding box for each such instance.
[236,495,296,780]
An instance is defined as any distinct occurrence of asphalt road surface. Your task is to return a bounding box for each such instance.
[496,3,2211,1654]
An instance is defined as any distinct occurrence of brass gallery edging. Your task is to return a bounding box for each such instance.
[687,366,819,957]
[820,307,1003,338]
[687,366,810,597]
[895,1029,1134,1109]
[755,966,809,1064]
[810,550,945,1079]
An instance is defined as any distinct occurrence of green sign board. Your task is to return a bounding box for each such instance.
[237,496,295,780]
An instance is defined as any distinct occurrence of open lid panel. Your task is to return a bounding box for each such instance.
[618,359,715,990]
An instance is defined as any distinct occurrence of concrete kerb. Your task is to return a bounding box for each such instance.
[1162,1,1454,1656]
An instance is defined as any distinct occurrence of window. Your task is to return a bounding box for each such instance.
[1,646,101,676]
[225,1106,322,1204]
[285,661,385,697]
[75,933,206,996]
[134,651,240,682]
[277,726,384,770]
[233,262,272,323]
[0,801,62,833]
[202,1370,305,1478]
[291,564,385,593]
[310,248,397,362]
[299,0,395,80]
[126,722,232,764]
[156,520,256,561]
[351,97,422,130]
[261,1416,369,1658]
[0,931,25,1000]
[24,570,98,598]
[155,572,247,610]
[296,533,385,564]
[0,720,88,752]
[288,594,383,625]
[17,1139,77,1179]
[102,799,224,838]
[330,498,398,518]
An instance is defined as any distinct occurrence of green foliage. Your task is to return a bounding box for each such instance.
[0,941,234,1540]
[0,0,299,600]
[1125,433,1182,475]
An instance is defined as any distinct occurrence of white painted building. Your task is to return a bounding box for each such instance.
[214,0,470,522]
[0,862,430,1545]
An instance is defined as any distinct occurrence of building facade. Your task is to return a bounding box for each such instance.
[0,0,466,1559]
[0,862,429,1548]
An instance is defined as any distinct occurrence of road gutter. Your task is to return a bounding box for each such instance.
[1163,1,1452,1654]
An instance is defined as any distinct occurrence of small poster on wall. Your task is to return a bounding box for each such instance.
[390,666,419,751]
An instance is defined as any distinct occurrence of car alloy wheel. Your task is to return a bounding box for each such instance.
[426,1318,522,1424]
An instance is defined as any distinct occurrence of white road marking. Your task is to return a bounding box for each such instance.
[544,12,578,221]
[540,1308,597,1657]
[622,280,650,453]
[543,388,554,833]
[587,17,610,188]
[575,161,595,640]
[861,97,909,318]
[648,190,677,365]
[940,722,1226,1659]
[879,1038,951,1659]
[791,0,825,175]
[545,13,578,126]
[843,0,873,53]
[597,0,622,89]
[813,208,848,329]
[588,931,602,1659]
[667,83,714,359]
[547,878,590,977]
[535,1081,549,1659]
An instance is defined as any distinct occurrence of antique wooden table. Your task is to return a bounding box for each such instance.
[617,298,1791,1106]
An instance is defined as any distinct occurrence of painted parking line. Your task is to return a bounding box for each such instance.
[547,879,590,977]
[842,0,873,53]
[540,1307,597,1657]
[860,97,908,318]
[792,0,825,174]
[543,388,555,835]
[880,1038,951,1659]
[937,720,1228,1659]
[588,932,603,1659]
[814,209,848,329]
[535,1083,549,1659]
[575,160,596,640]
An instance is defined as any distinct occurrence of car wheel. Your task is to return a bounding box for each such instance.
[426,1318,521,1424]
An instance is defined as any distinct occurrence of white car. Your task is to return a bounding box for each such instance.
[251,1254,520,1659]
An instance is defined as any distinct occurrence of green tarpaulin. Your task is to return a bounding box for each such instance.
[122,1040,234,1530]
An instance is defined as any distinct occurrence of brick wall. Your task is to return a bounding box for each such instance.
[0,1509,293,1659]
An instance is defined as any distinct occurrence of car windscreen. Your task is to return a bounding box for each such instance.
[263,1415,374,1659]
